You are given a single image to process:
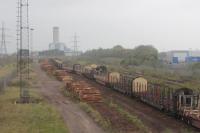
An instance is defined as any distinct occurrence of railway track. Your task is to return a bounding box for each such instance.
[69,72,199,133]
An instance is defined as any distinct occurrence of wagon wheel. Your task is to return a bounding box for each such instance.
[186,118,192,125]
[181,117,184,121]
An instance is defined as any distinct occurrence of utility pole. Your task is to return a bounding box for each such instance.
[0,22,8,58]
[16,0,30,103]
[72,33,79,56]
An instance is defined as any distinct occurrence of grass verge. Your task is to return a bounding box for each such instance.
[0,87,69,133]
[60,86,79,103]
[0,64,69,133]
[0,64,15,78]
[108,102,149,133]
[79,102,112,132]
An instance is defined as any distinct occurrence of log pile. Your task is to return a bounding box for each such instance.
[66,81,102,103]
[62,76,73,82]
[54,70,67,76]
[54,70,67,81]
[79,87,102,103]
[40,60,54,74]
[40,59,102,103]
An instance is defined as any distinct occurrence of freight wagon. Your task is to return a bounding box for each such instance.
[83,64,98,79]
[50,58,63,69]
[73,64,82,75]
[93,65,108,85]
[50,58,200,129]
[141,83,174,111]
[94,71,120,87]
[113,76,200,128]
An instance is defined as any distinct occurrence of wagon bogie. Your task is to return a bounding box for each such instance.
[73,64,82,74]
[172,88,200,128]
[94,74,109,86]
[191,118,200,129]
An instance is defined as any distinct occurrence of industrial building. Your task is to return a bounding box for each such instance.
[49,27,67,51]
[49,27,73,56]
[160,50,200,64]
[186,51,200,63]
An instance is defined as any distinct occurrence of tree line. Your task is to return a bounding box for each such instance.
[82,45,160,67]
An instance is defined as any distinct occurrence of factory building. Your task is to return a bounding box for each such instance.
[171,51,189,64]
[160,50,200,64]
[49,27,73,56]
[186,51,200,63]
[49,27,67,51]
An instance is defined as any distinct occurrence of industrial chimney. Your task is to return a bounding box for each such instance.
[53,27,59,43]
[49,26,69,53]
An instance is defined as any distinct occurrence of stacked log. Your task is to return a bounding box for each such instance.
[72,82,88,95]
[66,81,102,103]
[40,60,54,75]
[62,76,73,82]
[54,70,67,81]
[40,59,102,103]
[54,70,67,76]
[79,87,102,103]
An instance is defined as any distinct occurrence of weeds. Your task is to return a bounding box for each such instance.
[109,102,150,133]
[60,86,80,102]
[79,102,112,132]
[0,64,16,78]
[0,87,69,133]
[0,65,69,133]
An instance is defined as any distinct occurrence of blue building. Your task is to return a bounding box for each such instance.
[162,50,200,64]
[186,51,200,63]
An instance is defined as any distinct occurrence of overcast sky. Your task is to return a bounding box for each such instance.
[0,0,200,53]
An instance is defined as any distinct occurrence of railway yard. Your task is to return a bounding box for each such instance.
[0,58,200,133]
[37,58,200,133]
[2,0,200,132]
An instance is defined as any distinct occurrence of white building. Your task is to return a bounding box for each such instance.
[48,27,82,56]
[49,27,70,52]
[189,50,200,57]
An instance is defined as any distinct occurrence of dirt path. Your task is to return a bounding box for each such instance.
[34,64,105,133]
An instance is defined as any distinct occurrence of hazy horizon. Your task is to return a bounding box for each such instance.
[1,0,200,53]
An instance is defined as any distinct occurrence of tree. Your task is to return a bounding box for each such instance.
[81,45,160,67]
[120,45,159,67]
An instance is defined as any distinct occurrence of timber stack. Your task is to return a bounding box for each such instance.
[39,59,102,103]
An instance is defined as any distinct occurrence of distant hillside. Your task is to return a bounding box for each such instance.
[81,45,160,67]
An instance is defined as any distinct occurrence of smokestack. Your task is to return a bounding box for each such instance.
[53,27,59,43]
